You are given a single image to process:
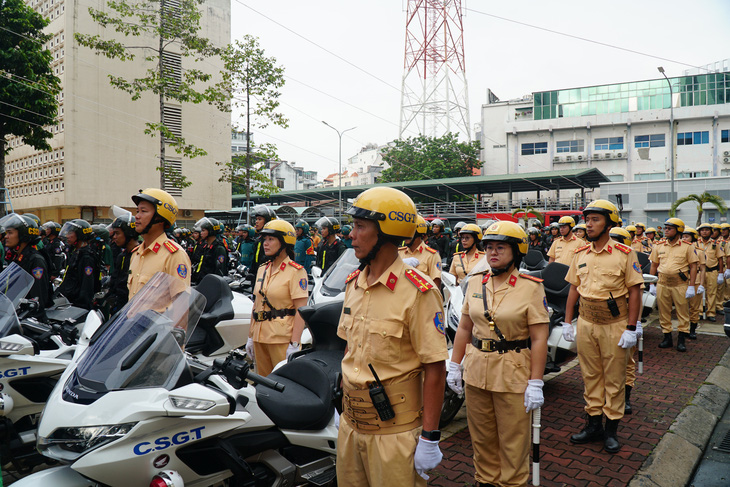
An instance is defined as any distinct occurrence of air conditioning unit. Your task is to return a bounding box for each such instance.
[616,152,624,158]
[724,157,730,163]
[553,156,561,162]
[577,155,584,160]
[724,151,730,157]
[605,153,611,159]
[566,155,573,161]
[182,209,193,217]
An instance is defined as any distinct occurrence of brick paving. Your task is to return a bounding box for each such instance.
[429,323,730,486]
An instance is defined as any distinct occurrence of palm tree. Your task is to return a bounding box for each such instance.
[511,207,544,226]
[669,191,728,228]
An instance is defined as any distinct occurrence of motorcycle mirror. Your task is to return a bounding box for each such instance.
[312,267,322,279]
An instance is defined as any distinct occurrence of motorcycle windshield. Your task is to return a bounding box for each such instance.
[321,248,359,295]
[74,272,206,393]
[0,262,35,308]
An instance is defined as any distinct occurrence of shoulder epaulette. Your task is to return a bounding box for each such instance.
[398,246,407,250]
[132,244,141,253]
[345,269,360,283]
[163,241,178,253]
[614,243,632,254]
[520,273,544,283]
[575,244,591,253]
[424,246,437,254]
[405,269,433,293]
[288,261,303,270]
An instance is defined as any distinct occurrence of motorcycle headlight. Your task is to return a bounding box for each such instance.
[38,422,136,461]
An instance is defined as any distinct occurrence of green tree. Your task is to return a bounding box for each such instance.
[0,0,61,208]
[511,207,544,225]
[75,0,230,189]
[229,152,279,197]
[218,36,287,209]
[669,191,728,228]
[379,133,482,184]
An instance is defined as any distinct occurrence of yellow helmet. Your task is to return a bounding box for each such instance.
[683,227,699,241]
[712,223,721,230]
[609,227,632,246]
[459,223,483,240]
[721,223,730,230]
[646,227,657,234]
[415,215,428,235]
[574,223,586,231]
[346,187,417,239]
[261,219,296,246]
[132,188,178,227]
[582,200,620,226]
[664,217,685,233]
[697,223,713,231]
[635,222,646,230]
[483,221,528,256]
[558,216,575,228]
[625,225,637,233]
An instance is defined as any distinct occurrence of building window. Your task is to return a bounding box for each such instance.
[677,131,709,145]
[635,173,665,181]
[595,137,624,151]
[677,171,709,178]
[634,134,665,148]
[521,142,547,155]
[556,140,584,153]
[606,174,625,182]
[722,129,729,143]
[647,192,673,203]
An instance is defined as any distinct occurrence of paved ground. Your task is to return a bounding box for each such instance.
[429,318,730,486]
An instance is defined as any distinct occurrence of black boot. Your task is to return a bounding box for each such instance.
[624,385,633,415]
[677,331,687,352]
[604,419,621,453]
[689,323,698,340]
[658,333,673,348]
[570,415,604,444]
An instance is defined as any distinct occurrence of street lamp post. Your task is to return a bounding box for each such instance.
[322,121,356,217]
[658,67,675,202]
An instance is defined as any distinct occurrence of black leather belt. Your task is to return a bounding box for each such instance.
[254,309,296,321]
[707,265,720,272]
[471,335,531,353]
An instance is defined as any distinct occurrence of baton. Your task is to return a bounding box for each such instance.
[637,336,644,374]
[532,407,541,486]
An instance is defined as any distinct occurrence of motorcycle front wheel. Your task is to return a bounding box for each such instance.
[439,383,465,428]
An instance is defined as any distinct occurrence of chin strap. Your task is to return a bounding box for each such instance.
[587,223,612,242]
[358,233,388,270]
[490,261,514,276]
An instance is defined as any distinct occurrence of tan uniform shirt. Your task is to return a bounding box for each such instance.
[691,243,706,286]
[631,237,653,254]
[462,269,548,393]
[337,258,448,391]
[566,241,644,300]
[697,239,725,270]
[649,239,700,275]
[128,232,191,299]
[398,242,442,282]
[449,250,485,282]
[251,257,308,344]
[547,234,586,265]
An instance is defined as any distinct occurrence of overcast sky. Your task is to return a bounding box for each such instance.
[230,0,730,178]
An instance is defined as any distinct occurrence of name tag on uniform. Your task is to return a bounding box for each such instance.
[472,293,482,299]
[344,307,351,315]
[578,263,587,269]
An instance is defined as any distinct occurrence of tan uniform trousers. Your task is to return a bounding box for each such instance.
[657,276,690,333]
[626,349,636,388]
[336,418,425,487]
[253,342,287,378]
[465,384,530,487]
[576,316,628,420]
[689,293,703,323]
[718,276,727,312]
[704,269,719,318]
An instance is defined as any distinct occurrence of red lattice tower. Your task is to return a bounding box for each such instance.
[399,0,471,140]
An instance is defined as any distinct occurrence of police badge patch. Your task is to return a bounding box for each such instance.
[434,312,445,335]
[543,296,549,312]
[299,278,307,290]
[84,266,93,276]
[32,267,43,279]
[177,264,188,279]
[633,261,642,273]
[436,261,441,270]
[218,255,225,264]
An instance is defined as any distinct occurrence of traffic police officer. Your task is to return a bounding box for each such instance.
[547,216,585,264]
[128,188,191,299]
[682,227,706,339]
[563,199,643,453]
[446,221,466,270]
[696,223,724,323]
[449,224,485,284]
[632,223,652,254]
[337,187,447,485]
[648,218,699,352]
[399,215,442,288]
[447,221,549,486]
[315,216,346,273]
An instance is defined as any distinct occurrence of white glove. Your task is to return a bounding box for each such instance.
[414,437,443,480]
[698,285,706,295]
[446,361,463,394]
[286,342,299,359]
[524,379,544,412]
[685,285,696,299]
[403,257,420,267]
[562,322,575,342]
[718,274,725,285]
[725,269,730,280]
[334,409,340,429]
[245,337,255,361]
[649,283,657,296]
[618,329,637,349]
[636,321,643,338]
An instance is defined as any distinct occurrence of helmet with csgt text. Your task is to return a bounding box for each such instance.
[193,217,220,235]
[315,216,341,234]
[482,221,528,256]
[664,217,685,233]
[346,187,417,239]
[609,227,632,246]
[459,223,483,241]
[251,205,278,224]
[132,188,178,228]
[0,213,41,244]
[558,216,576,228]
[415,215,428,235]
[261,220,296,246]
[60,219,94,242]
[110,213,138,241]
[582,199,620,227]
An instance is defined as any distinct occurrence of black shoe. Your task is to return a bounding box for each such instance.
[571,415,604,444]
[658,333,673,348]
[604,419,621,453]
[708,316,717,322]
[717,309,725,316]
[624,385,633,415]
[689,323,698,339]
[677,332,687,352]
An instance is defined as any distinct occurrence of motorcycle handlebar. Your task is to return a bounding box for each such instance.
[246,371,285,392]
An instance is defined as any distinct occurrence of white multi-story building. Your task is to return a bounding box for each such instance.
[266,160,317,191]
[344,143,387,185]
[4,0,231,225]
